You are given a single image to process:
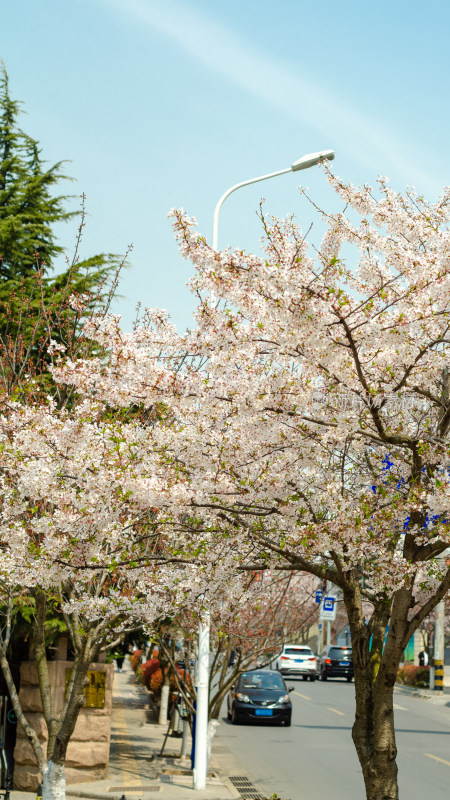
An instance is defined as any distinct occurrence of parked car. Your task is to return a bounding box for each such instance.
[318,645,353,681]
[272,644,317,681]
[227,669,293,726]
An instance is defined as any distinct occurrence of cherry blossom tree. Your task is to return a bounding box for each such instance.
[61,170,450,800]
[161,571,319,722]
[169,176,450,800]
[0,395,238,800]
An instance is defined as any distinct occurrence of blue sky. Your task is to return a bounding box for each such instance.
[2,0,450,330]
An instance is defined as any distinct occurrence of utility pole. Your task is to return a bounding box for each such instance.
[431,533,449,690]
[433,598,445,691]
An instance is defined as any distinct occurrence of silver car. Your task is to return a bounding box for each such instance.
[273,644,317,681]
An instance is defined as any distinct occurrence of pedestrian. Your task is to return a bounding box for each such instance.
[418,650,429,667]
[116,654,125,672]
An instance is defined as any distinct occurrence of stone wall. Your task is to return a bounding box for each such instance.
[13,660,113,791]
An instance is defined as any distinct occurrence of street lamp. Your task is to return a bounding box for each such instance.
[212,149,335,250]
[193,147,336,792]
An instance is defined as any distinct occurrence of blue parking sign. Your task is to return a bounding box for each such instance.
[323,596,335,611]
[315,590,323,603]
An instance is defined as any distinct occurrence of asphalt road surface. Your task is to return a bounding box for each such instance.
[216,679,450,799]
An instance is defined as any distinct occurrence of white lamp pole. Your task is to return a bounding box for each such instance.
[212,149,335,251]
[193,148,335,792]
[193,611,210,790]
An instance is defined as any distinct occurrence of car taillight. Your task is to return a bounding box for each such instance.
[308,657,315,661]
[281,656,288,660]
[325,658,332,664]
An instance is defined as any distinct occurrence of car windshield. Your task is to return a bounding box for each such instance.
[240,673,285,690]
[329,648,352,658]
[284,647,311,655]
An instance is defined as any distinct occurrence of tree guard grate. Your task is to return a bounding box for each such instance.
[228,776,266,799]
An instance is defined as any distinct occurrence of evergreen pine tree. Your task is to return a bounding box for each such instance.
[0,64,126,399]
[0,66,74,280]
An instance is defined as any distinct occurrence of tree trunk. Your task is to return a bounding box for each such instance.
[43,638,96,800]
[0,638,45,771]
[209,685,228,720]
[34,592,59,758]
[159,676,170,725]
[352,668,398,800]
[344,579,402,800]
[42,760,66,800]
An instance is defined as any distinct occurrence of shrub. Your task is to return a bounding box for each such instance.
[149,667,164,696]
[396,665,429,688]
[148,666,191,699]
[140,658,161,689]
[130,649,143,673]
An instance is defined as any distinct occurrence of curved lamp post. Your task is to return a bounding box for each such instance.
[212,149,335,250]
[194,147,335,792]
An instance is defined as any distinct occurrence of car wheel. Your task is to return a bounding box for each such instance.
[310,675,316,682]
[346,675,352,683]
[284,716,292,727]
[227,706,231,720]
[302,675,308,681]
[321,670,327,681]
[231,707,239,725]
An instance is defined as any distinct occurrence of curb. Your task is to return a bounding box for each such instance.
[67,788,159,800]
[395,684,450,701]
[67,794,132,800]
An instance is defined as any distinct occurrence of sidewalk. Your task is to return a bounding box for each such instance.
[393,666,450,704]
[10,663,241,800]
[66,663,239,800]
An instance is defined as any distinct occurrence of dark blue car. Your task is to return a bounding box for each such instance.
[227,669,293,726]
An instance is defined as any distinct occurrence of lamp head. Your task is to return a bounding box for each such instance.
[291,150,335,172]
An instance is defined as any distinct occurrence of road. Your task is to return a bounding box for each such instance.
[215,679,450,799]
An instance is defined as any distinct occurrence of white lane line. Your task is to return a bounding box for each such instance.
[393,704,407,710]
[327,706,345,716]
[424,753,450,767]
[292,691,311,700]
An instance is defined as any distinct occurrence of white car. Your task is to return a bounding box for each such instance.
[273,644,317,681]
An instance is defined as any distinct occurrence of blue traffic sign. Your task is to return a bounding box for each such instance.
[323,596,335,611]
[315,590,323,603]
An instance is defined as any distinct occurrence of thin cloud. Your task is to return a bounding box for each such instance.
[105,0,439,194]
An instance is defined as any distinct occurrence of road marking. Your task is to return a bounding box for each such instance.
[327,707,345,716]
[393,704,407,711]
[292,691,311,700]
[424,753,450,767]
